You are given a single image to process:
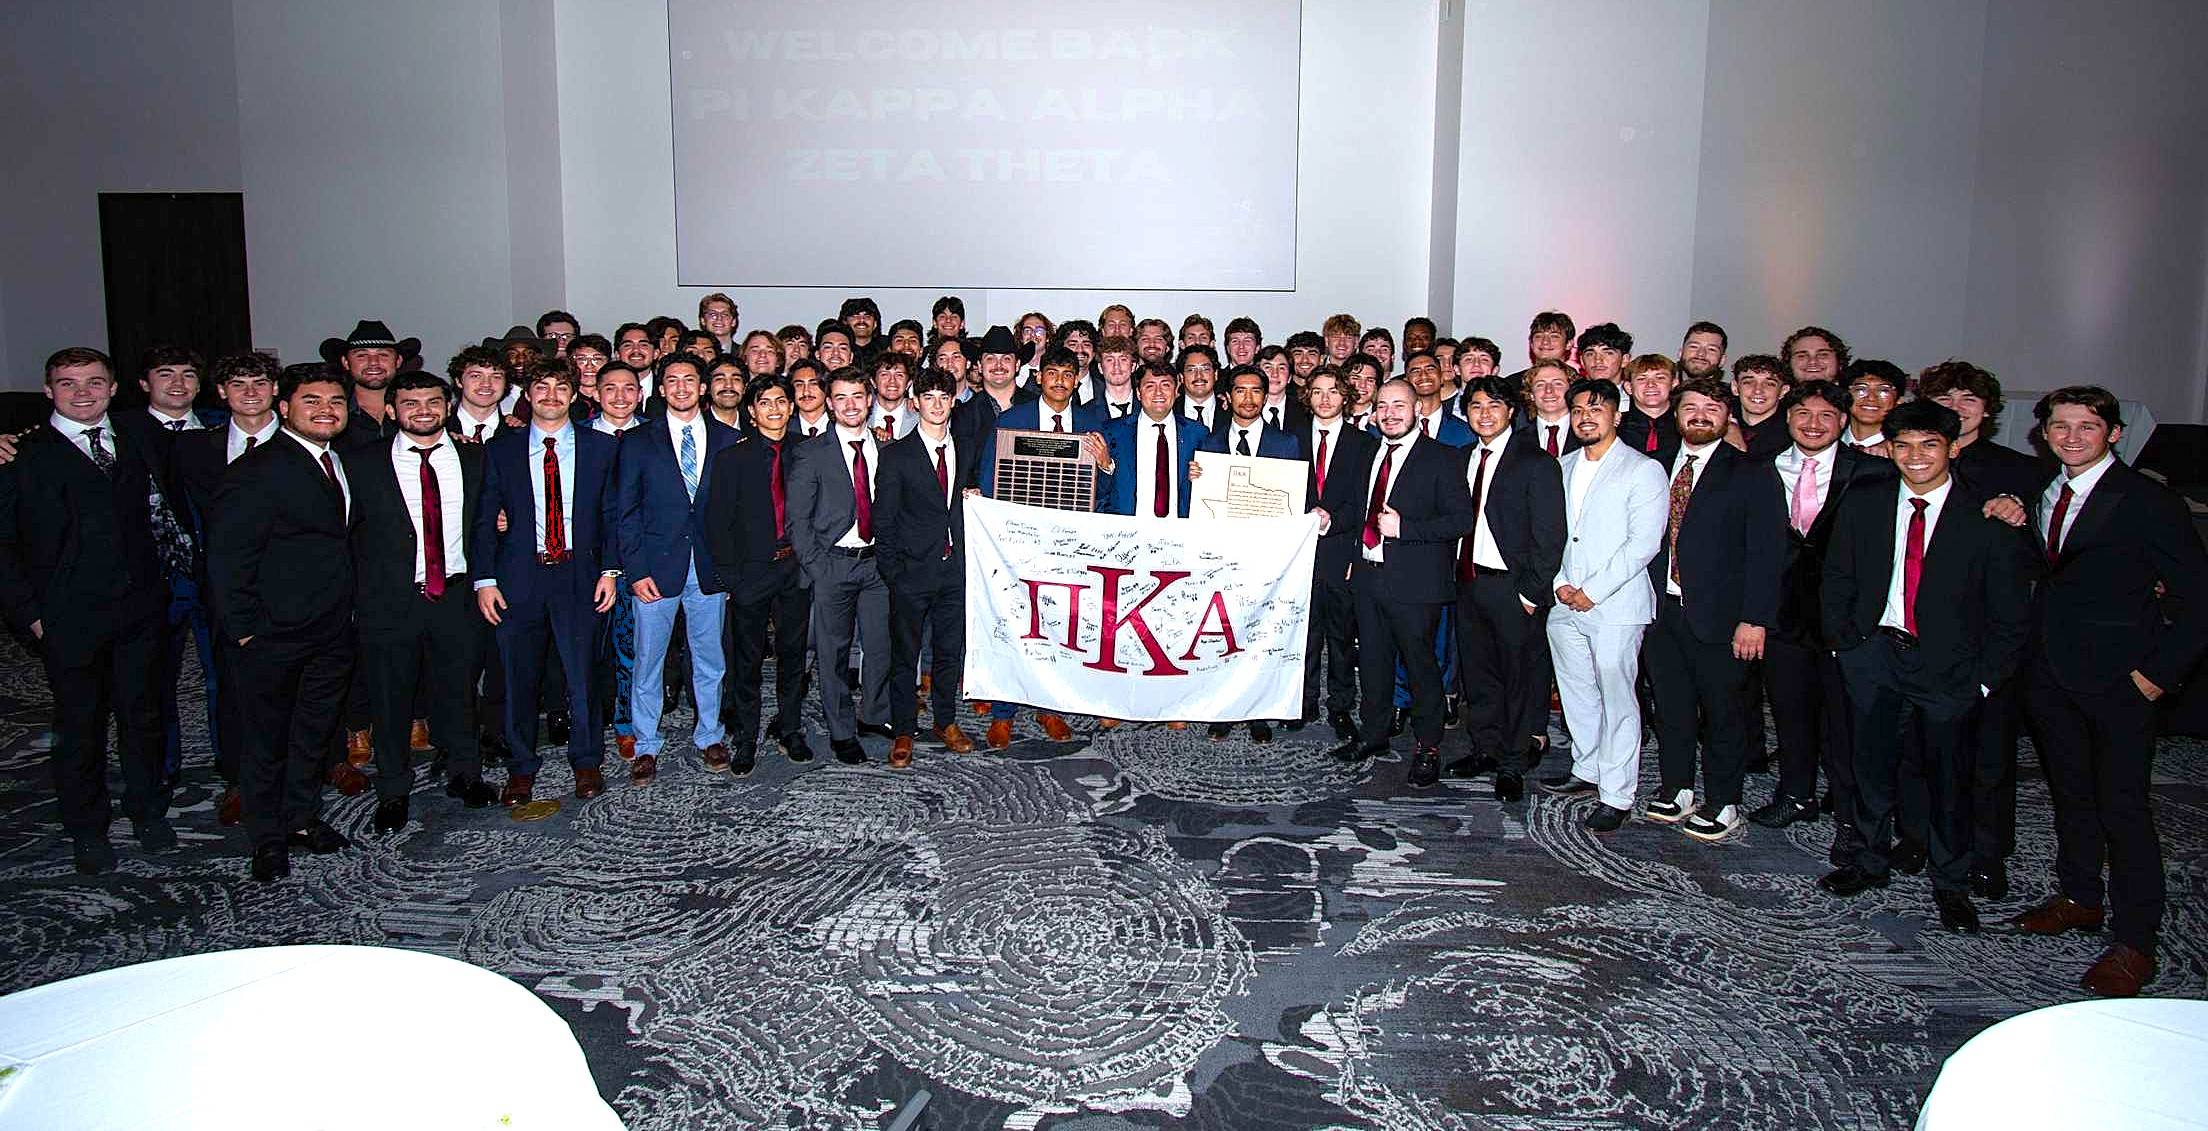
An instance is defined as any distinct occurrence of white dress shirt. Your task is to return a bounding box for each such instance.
[1878,476,1953,631]
[1841,425,1884,448]
[591,414,641,435]
[226,416,280,463]
[286,427,349,522]
[454,404,503,443]
[525,422,575,556]
[1182,399,1214,430]
[1101,394,1136,420]
[1226,418,1271,457]
[832,423,879,549]
[1663,439,1720,597]
[2044,450,2115,550]
[1361,429,1419,563]
[1133,414,1179,518]
[1466,432,1510,572]
[392,434,467,581]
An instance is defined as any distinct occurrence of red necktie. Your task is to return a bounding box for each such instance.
[850,440,873,543]
[1152,423,1170,517]
[416,446,445,598]
[542,437,566,559]
[1051,412,1066,433]
[1314,428,1330,497]
[935,443,954,555]
[1545,425,1559,457]
[1422,416,1433,439]
[769,440,787,541]
[1643,420,1660,452]
[1457,446,1491,582]
[1363,443,1398,550]
[1903,497,1927,634]
[2045,482,2073,564]
[1667,455,1698,588]
[883,412,895,434]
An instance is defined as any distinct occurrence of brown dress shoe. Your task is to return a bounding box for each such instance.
[2013,896,2105,936]
[574,767,605,799]
[889,736,914,769]
[935,723,975,754]
[630,754,657,784]
[327,762,369,796]
[1097,718,1121,730]
[346,729,373,767]
[1038,713,1073,741]
[409,719,432,751]
[500,773,535,807]
[217,786,242,827]
[919,673,933,698]
[986,719,1013,749]
[969,700,992,715]
[700,743,730,773]
[2081,943,2156,998]
[1165,721,1188,730]
[615,734,637,761]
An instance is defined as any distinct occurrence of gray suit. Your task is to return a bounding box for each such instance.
[787,427,893,742]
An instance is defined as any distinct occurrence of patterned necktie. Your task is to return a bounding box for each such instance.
[1545,425,1559,457]
[99,427,194,576]
[1667,454,1698,587]
[1458,446,1492,582]
[1791,456,1820,534]
[417,446,446,598]
[2045,482,2074,564]
[542,437,566,559]
[936,443,954,555]
[769,440,787,542]
[84,426,116,476]
[1153,423,1171,517]
[1364,443,1398,550]
[1236,428,1251,457]
[1314,428,1331,497]
[1903,497,1928,634]
[679,424,699,499]
[849,440,873,543]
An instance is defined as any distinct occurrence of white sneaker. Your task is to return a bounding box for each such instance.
[1644,788,1697,824]
[1682,804,1744,842]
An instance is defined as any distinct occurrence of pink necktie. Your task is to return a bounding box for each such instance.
[1791,457,1820,534]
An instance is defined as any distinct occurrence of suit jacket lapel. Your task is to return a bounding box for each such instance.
[2054,462,2123,564]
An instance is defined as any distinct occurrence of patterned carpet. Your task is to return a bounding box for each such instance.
[0,633,2201,1130]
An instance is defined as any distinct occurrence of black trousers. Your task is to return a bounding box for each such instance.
[2028,661,2164,951]
[1303,573,1356,721]
[361,585,484,800]
[887,557,964,736]
[722,556,812,750]
[495,568,603,776]
[1767,633,1855,814]
[1353,563,1445,749]
[1455,570,1542,763]
[210,637,244,784]
[1962,676,2022,866]
[1645,596,1752,810]
[232,624,354,850]
[1836,634,1972,892]
[42,611,170,841]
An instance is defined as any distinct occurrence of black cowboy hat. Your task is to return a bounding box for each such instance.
[320,320,422,367]
[481,325,555,356]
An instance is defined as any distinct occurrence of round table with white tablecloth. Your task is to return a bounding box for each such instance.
[1916,998,2208,1130]
[0,945,625,1130]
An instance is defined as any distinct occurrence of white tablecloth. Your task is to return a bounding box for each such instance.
[0,945,625,1130]
[1917,998,2208,1130]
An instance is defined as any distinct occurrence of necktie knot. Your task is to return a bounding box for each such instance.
[1910,497,1928,514]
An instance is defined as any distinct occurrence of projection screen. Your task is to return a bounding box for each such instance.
[667,0,1302,291]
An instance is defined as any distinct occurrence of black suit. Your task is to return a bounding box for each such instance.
[704,434,812,753]
[346,437,485,799]
[1618,406,1679,462]
[1348,434,1474,750]
[208,434,357,850]
[1451,432,1565,763]
[873,429,981,736]
[2025,459,2208,951]
[1303,421,1378,721]
[1643,443,1785,812]
[170,425,272,785]
[1736,414,1793,460]
[1822,476,2030,889]
[0,419,174,842]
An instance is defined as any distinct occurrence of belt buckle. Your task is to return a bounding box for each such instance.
[772,546,793,561]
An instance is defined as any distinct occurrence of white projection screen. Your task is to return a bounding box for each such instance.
[667,1,1302,291]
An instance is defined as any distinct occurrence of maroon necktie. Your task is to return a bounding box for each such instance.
[1422,416,1433,439]
[1903,497,1927,634]
[1314,428,1331,497]
[1153,423,1170,517]
[542,437,566,560]
[473,422,486,443]
[1363,443,1398,550]
[850,440,873,543]
[416,446,445,598]
[1457,446,1491,582]
[1545,425,1559,457]
[935,443,954,555]
[2045,482,2073,564]
[768,440,787,541]
[1051,412,1066,433]
[883,412,896,434]
[319,451,342,517]
[1643,421,1660,452]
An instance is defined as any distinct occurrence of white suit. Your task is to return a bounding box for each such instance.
[1546,440,1669,809]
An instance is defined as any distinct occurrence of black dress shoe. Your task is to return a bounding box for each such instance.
[832,738,867,764]
[250,842,290,883]
[1968,864,2009,901]
[1207,722,1232,741]
[135,818,180,853]
[731,746,757,776]
[1891,838,1928,875]
[544,710,572,748]
[1749,796,1818,829]
[855,721,893,740]
[73,837,118,875]
[1584,804,1628,832]
[779,733,814,763]
[372,797,410,834]
[1495,770,1524,803]
[1248,721,1274,744]
[287,821,351,855]
[1329,738,1379,763]
[1445,753,1499,778]
[1388,708,1409,738]
[1538,774,1598,797]
[1935,889,1981,933]
[1329,710,1357,737]
[1407,747,1441,789]
[445,773,497,809]
[1817,865,1890,897]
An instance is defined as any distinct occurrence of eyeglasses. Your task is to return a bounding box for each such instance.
[1848,383,1898,400]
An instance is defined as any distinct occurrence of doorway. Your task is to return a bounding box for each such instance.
[97,192,251,404]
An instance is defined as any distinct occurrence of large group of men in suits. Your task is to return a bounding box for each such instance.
[0,297,2201,1001]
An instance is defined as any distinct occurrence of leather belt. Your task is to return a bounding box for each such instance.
[1877,625,1918,649]
[537,551,572,566]
[772,546,794,561]
[419,573,466,598]
[830,545,874,560]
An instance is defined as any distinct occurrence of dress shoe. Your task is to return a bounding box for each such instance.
[731,746,757,776]
[630,755,657,785]
[889,736,914,769]
[918,672,933,699]
[1968,864,2009,901]
[935,724,975,754]
[968,700,992,714]
[446,773,497,809]
[1037,713,1073,741]
[616,734,638,761]
[1407,746,1441,789]
[1495,770,1524,803]
[2080,943,2156,998]
[856,721,894,741]
[1890,838,1928,875]
[1097,717,1121,730]
[347,728,373,767]
[500,773,535,807]
[1817,866,1890,897]
[1749,796,1818,829]
[986,720,1013,750]
[1539,774,1599,797]
[833,738,867,765]
[326,762,369,797]
[778,732,813,762]
[1934,889,1980,933]
[1165,721,1188,730]
[72,837,117,875]
[135,818,179,853]
[1445,753,1499,778]
[409,719,432,752]
[2012,895,2104,936]
[1388,708,1409,738]
[1329,710,1357,737]
[217,785,243,827]
[545,710,572,747]
[573,767,606,800]
[1249,721,1274,744]
[250,842,290,883]
[1207,723,1233,742]
[288,821,351,854]
[1329,738,1381,763]
[700,743,731,773]
[372,796,410,834]
[1584,804,1629,833]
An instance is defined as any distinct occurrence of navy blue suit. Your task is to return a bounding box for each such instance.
[615,414,739,596]
[977,398,1106,497]
[1100,414,1210,517]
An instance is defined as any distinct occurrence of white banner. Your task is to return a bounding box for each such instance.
[961,498,1318,722]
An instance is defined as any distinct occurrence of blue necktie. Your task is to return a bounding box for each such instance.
[679,425,699,499]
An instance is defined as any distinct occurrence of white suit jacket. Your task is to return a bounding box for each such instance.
[1552,442,1670,627]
